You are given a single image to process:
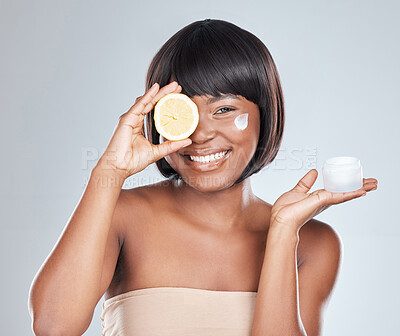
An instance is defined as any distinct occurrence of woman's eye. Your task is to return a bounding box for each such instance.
[215,107,235,114]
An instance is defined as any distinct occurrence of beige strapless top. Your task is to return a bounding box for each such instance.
[100,286,258,336]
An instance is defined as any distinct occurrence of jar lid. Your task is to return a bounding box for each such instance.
[322,156,361,172]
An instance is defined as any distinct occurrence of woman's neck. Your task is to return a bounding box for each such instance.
[170,177,257,231]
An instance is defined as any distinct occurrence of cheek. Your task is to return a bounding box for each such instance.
[228,112,259,154]
[235,113,260,160]
[229,112,259,141]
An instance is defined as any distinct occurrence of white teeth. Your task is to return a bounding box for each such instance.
[189,150,228,163]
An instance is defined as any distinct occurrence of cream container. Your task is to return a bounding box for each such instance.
[322,157,363,193]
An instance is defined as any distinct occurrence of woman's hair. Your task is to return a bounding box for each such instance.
[145,18,285,184]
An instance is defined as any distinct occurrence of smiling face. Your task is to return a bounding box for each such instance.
[161,94,260,192]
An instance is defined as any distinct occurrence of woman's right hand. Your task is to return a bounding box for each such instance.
[95,81,192,180]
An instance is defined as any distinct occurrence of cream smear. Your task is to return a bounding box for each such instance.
[234,113,248,130]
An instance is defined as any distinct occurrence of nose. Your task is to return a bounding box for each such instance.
[189,108,217,143]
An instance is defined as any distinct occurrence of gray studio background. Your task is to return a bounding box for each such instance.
[1,0,398,335]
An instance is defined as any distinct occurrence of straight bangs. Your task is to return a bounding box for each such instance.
[169,24,265,107]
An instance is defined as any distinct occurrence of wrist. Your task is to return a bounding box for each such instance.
[90,164,126,188]
[268,221,300,242]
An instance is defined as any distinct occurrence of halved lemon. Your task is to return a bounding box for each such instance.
[154,93,199,141]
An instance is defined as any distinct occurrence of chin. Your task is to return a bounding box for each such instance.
[165,154,242,192]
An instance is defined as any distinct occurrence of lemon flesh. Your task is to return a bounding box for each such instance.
[154,93,199,141]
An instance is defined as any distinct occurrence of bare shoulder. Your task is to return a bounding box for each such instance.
[121,180,172,204]
[298,218,342,243]
[114,180,171,236]
[118,180,171,206]
[117,180,172,216]
[297,219,343,269]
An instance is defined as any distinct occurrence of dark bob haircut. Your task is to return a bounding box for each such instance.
[145,19,285,184]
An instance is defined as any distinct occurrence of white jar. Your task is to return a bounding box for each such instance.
[322,157,363,193]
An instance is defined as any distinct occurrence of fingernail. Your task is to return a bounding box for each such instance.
[151,83,158,89]
[182,140,191,147]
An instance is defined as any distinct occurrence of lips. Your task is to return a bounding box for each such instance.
[181,148,231,156]
[179,149,232,172]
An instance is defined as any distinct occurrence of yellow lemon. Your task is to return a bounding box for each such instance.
[154,93,199,141]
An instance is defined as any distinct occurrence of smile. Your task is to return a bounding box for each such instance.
[188,150,229,163]
[179,150,232,172]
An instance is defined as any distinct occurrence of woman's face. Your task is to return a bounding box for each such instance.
[162,93,260,192]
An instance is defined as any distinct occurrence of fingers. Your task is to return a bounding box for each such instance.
[151,138,192,162]
[362,178,378,191]
[292,169,318,193]
[117,82,182,131]
[320,178,378,204]
[294,172,378,205]
[333,188,366,203]
[116,96,143,120]
[119,84,158,121]
[150,83,182,108]
[334,178,378,203]
[127,81,182,118]
[311,183,372,208]
[363,177,378,184]
[126,83,160,117]
[363,182,378,192]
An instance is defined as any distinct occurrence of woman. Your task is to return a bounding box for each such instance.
[28,19,378,336]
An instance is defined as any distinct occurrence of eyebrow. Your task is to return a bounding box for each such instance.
[207,94,241,105]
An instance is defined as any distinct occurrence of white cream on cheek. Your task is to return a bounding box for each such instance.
[234,113,248,130]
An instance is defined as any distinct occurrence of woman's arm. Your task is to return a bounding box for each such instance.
[251,223,306,336]
[28,81,192,336]
[251,220,342,336]
[251,169,377,336]
[28,167,125,336]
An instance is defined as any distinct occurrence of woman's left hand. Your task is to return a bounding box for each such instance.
[270,169,378,233]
